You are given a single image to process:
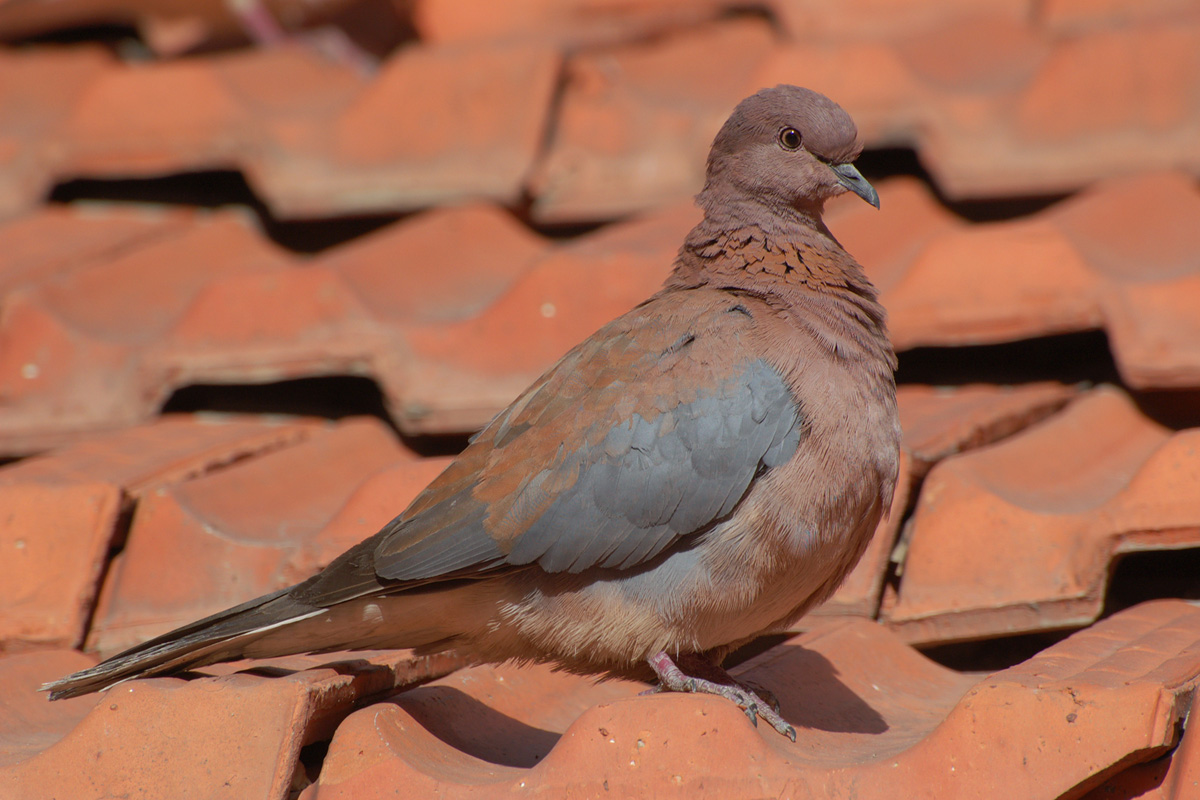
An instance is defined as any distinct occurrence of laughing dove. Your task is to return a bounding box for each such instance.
[47,85,899,740]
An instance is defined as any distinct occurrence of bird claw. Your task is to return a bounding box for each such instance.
[734,680,783,714]
[646,651,797,741]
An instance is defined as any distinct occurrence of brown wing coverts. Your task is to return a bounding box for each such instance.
[373,297,803,582]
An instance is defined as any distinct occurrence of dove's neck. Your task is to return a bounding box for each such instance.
[666,190,896,371]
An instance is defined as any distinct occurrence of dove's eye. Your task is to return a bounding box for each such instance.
[778,127,802,150]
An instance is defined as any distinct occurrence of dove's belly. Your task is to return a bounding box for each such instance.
[478,430,895,672]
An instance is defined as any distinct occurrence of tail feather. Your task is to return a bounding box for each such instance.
[41,588,321,700]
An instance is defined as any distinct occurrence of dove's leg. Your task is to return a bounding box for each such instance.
[645,651,796,741]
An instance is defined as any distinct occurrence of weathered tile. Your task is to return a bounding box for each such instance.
[0,0,385,55]
[1081,692,1200,800]
[1016,25,1200,146]
[884,219,1103,349]
[769,0,1032,41]
[394,201,696,433]
[86,417,410,656]
[0,46,114,219]
[0,650,96,768]
[1040,0,1200,34]
[942,21,1200,198]
[320,40,560,215]
[893,15,1048,92]
[883,387,1200,644]
[304,600,1200,799]
[412,0,731,46]
[0,415,320,651]
[812,382,1077,624]
[0,480,120,652]
[896,382,1077,476]
[324,203,549,324]
[1,649,461,800]
[1052,171,1200,389]
[62,57,248,174]
[527,18,776,223]
[0,210,293,452]
[0,204,192,298]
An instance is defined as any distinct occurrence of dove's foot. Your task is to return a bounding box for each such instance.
[645,650,796,741]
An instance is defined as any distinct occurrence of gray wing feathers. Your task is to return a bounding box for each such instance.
[509,358,802,573]
[373,498,506,582]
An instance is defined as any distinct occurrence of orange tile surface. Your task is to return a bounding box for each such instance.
[0,0,377,55]
[84,417,438,656]
[299,601,1200,799]
[6,173,1200,448]
[0,415,320,651]
[412,0,732,46]
[812,382,1078,624]
[884,387,1200,643]
[1,3,1199,797]
[1,41,560,220]
[0,648,462,799]
[1,12,1197,219]
[527,18,775,223]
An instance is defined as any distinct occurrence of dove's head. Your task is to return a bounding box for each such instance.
[704,85,879,213]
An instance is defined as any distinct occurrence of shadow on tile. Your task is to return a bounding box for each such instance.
[393,686,562,768]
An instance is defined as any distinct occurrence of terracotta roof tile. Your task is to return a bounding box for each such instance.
[300,601,1200,799]
[0,46,115,218]
[85,417,416,656]
[0,201,539,449]
[0,0,380,56]
[1,41,559,220]
[769,0,1032,41]
[1018,24,1200,145]
[527,18,775,223]
[1082,695,1200,799]
[64,58,252,174]
[0,203,194,297]
[0,415,321,651]
[7,174,1200,450]
[894,15,1048,92]
[0,5,1197,796]
[813,382,1078,624]
[883,386,1200,644]
[1039,0,1200,33]
[323,40,560,214]
[895,382,1078,476]
[412,0,731,46]
[324,202,549,324]
[0,650,96,768]
[874,174,1200,386]
[0,209,299,451]
[1051,171,1200,389]
[395,200,698,431]
[0,648,461,799]
[2,16,1198,219]
[888,219,1103,347]
[7,605,1196,798]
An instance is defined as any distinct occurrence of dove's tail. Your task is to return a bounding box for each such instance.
[40,587,327,700]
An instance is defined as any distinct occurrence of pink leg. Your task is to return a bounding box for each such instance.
[645,651,796,741]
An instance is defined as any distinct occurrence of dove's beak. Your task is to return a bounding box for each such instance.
[830,162,880,209]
